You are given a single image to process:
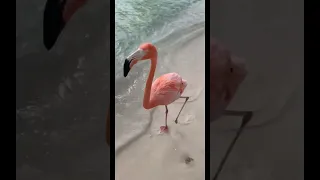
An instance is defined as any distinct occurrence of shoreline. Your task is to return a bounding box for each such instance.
[115,33,205,180]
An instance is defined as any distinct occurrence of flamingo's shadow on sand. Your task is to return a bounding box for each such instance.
[115,108,156,156]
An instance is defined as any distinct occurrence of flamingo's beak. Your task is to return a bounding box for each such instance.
[123,59,131,77]
[123,48,146,77]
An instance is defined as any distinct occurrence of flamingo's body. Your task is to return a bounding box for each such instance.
[210,38,254,180]
[124,43,189,132]
[150,73,187,107]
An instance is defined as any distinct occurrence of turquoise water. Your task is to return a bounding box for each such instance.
[115,0,204,75]
[115,0,204,98]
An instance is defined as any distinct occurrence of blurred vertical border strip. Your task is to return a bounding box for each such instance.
[205,0,211,179]
[110,0,116,179]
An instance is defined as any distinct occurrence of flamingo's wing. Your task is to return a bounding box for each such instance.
[150,73,183,105]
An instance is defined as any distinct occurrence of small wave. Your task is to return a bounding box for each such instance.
[115,108,156,155]
[115,0,204,78]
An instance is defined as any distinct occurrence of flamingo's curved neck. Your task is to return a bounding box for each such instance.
[143,56,157,109]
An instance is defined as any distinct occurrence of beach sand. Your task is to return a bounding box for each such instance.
[115,32,205,180]
[210,0,304,179]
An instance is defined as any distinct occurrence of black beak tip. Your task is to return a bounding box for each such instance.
[43,0,66,50]
[123,59,131,77]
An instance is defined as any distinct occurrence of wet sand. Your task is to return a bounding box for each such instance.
[210,0,304,179]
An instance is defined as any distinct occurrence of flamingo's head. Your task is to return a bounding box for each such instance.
[210,39,247,121]
[180,79,188,94]
[124,43,158,77]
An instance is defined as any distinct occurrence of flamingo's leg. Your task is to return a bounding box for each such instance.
[174,96,189,124]
[160,105,169,133]
[213,110,253,180]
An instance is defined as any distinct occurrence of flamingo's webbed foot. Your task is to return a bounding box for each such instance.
[160,126,168,133]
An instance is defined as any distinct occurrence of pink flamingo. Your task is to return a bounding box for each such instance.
[43,0,89,50]
[123,43,189,133]
[210,38,253,180]
[43,0,112,145]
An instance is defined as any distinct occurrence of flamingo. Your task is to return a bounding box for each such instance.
[43,0,88,50]
[210,38,253,180]
[123,43,189,133]
[42,0,111,145]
